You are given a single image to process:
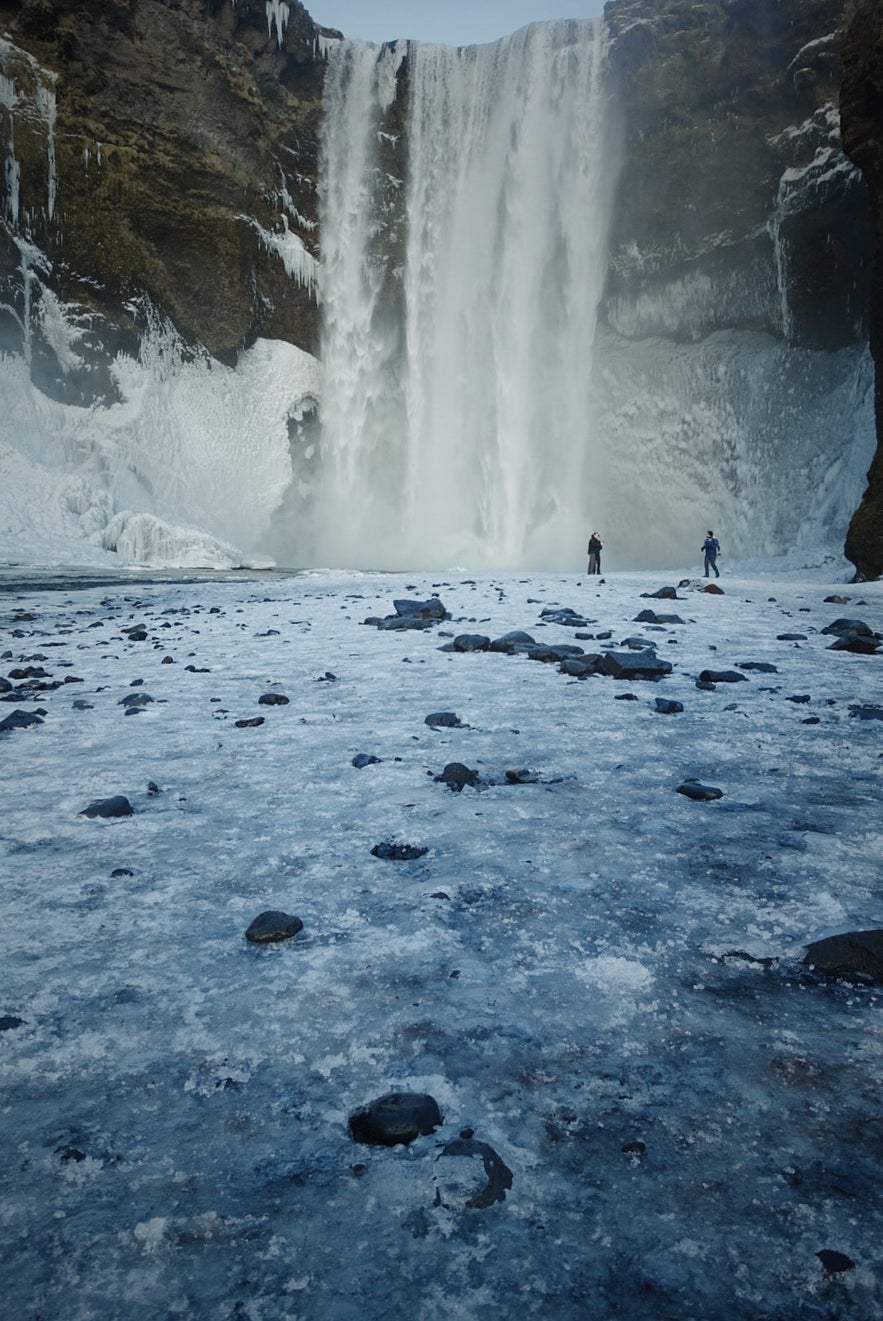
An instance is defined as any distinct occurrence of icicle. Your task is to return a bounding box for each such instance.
[266,1,289,49]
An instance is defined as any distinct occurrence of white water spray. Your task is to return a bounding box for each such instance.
[312,22,614,569]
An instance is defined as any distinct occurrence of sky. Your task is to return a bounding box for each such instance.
[305,0,606,46]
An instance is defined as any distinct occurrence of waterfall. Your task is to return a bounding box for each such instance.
[311,21,614,570]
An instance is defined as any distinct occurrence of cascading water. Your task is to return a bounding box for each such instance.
[311,22,614,570]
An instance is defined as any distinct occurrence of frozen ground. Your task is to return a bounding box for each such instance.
[1,566,882,1320]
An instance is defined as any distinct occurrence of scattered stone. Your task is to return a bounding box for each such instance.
[698,670,746,684]
[600,648,672,680]
[676,780,723,801]
[371,842,428,861]
[435,762,480,791]
[161,655,175,664]
[654,698,683,714]
[614,692,639,701]
[827,631,880,654]
[849,704,883,721]
[645,586,679,599]
[702,583,724,594]
[235,716,265,728]
[453,634,490,652]
[0,1015,25,1031]
[504,768,540,784]
[425,712,462,728]
[634,609,684,625]
[80,795,134,819]
[786,694,811,704]
[558,654,601,678]
[126,630,148,642]
[119,692,153,708]
[349,1092,442,1146]
[8,666,49,680]
[259,693,290,705]
[352,753,382,768]
[111,868,134,878]
[821,617,875,637]
[621,1140,646,1155]
[0,709,44,732]
[817,1250,855,1275]
[539,607,590,627]
[245,910,304,944]
[803,930,883,984]
[527,643,584,664]
[777,633,807,642]
[318,671,337,681]
[0,678,11,693]
[695,680,716,691]
[436,1137,514,1209]
[802,716,821,725]
[147,781,160,795]
[488,630,536,654]
[374,598,448,630]
[185,664,211,672]
[738,661,778,673]
[824,595,850,604]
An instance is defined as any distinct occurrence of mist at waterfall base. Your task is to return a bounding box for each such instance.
[3,568,883,1319]
[0,21,876,575]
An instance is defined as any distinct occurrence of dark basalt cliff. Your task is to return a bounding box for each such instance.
[603,0,870,350]
[841,0,883,579]
[0,0,329,401]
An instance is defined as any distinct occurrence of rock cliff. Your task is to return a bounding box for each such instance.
[0,0,330,404]
[603,0,871,353]
[841,0,883,579]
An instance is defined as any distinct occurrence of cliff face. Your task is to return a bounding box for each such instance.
[603,0,870,351]
[0,0,329,405]
[841,0,883,579]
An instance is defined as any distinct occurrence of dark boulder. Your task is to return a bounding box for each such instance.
[80,795,134,818]
[654,697,683,714]
[118,692,153,707]
[821,617,875,636]
[235,716,265,728]
[634,609,684,624]
[245,910,304,943]
[259,692,290,705]
[849,704,883,720]
[435,762,480,791]
[352,753,382,768]
[371,842,428,861]
[803,929,883,983]
[349,1092,442,1146]
[488,630,536,653]
[393,597,446,619]
[452,634,490,652]
[738,661,778,673]
[560,655,603,677]
[676,780,723,801]
[425,712,462,728]
[699,670,747,683]
[600,648,672,680]
[0,709,44,732]
[526,643,585,663]
[777,633,807,641]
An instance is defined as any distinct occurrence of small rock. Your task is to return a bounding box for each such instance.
[235,717,265,728]
[435,762,480,791]
[615,692,639,701]
[80,795,134,819]
[245,910,304,943]
[777,633,807,642]
[505,768,540,784]
[352,753,382,768]
[425,712,462,728]
[738,661,778,673]
[676,780,723,801]
[699,670,746,684]
[119,692,153,708]
[849,704,883,721]
[786,694,811,704]
[803,930,883,983]
[0,1015,25,1031]
[349,1092,443,1146]
[488,630,537,654]
[816,1250,855,1275]
[0,709,44,732]
[453,634,490,652]
[371,842,428,861]
[654,698,683,714]
[258,693,290,705]
[701,583,724,594]
[111,868,135,878]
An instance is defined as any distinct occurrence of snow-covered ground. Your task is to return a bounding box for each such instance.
[2,566,882,1320]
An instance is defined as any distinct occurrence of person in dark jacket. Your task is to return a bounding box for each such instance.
[587,532,603,574]
[702,531,721,577]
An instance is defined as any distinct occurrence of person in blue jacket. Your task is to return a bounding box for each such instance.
[702,531,721,577]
